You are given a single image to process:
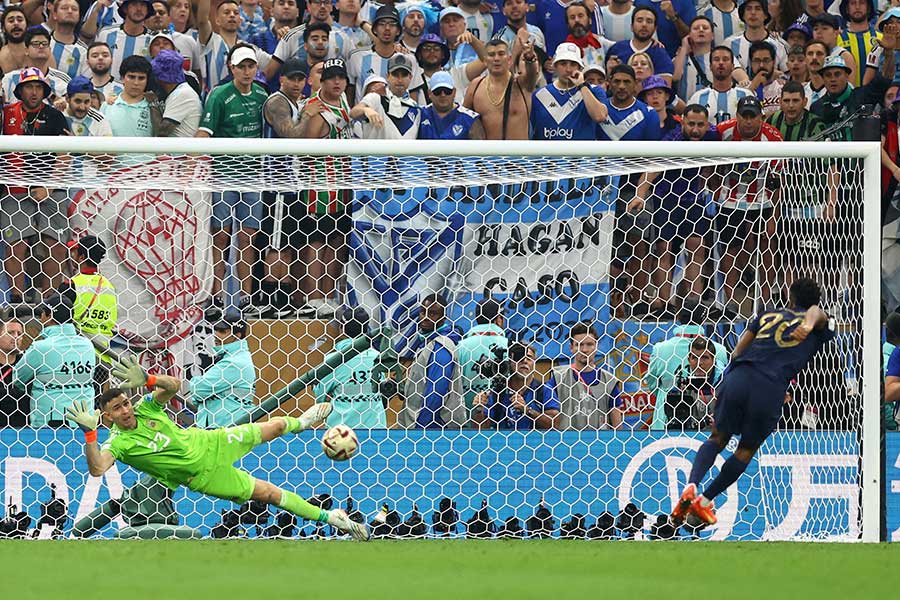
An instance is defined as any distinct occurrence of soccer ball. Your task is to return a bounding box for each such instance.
[321,425,359,461]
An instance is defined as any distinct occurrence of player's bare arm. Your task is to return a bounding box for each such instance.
[887,376,900,404]
[731,329,757,360]
[792,304,828,341]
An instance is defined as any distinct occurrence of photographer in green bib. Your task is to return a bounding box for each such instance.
[314,307,387,429]
[59,236,117,387]
[452,299,509,417]
[12,294,96,427]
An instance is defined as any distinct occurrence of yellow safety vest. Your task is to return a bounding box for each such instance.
[72,271,118,339]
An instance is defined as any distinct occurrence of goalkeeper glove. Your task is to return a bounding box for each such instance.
[66,399,100,434]
[111,355,149,390]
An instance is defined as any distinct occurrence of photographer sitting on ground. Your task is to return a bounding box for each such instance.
[470,342,560,430]
[664,336,721,431]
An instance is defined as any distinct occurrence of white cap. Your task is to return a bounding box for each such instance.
[553,42,584,68]
[230,46,258,66]
[363,74,387,91]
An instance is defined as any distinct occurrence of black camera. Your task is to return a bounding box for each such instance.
[476,342,526,393]
[665,374,716,431]
[474,344,509,393]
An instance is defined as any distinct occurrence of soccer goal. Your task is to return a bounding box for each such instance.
[0,137,882,542]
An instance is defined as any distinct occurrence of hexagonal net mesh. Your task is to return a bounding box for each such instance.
[0,140,878,541]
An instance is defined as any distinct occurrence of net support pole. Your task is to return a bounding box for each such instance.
[861,142,882,543]
[235,327,391,425]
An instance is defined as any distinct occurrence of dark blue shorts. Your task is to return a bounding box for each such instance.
[713,365,786,449]
[653,200,711,246]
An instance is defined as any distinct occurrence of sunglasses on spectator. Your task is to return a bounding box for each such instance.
[29,40,50,47]
[431,88,454,96]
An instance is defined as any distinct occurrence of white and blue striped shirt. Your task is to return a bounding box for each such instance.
[463,9,494,43]
[677,53,712,101]
[687,85,753,124]
[804,81,827,107]
[676,52,741,101]
[725,32,788,72]
[359,0,386,23]
[94,78,125,102]
[170,31,202,72]
[1,68,70,102]
[83,0,122,32]
[67,108,113,136]
[332,23,372,61]
[493,24,547,51]
[96,26,151,81]
[272,23,340,68]
[703,5,743,46]
[50,35,88,79]
[347,48,423,99]
[201,32,271,92]
[599,7,634,42]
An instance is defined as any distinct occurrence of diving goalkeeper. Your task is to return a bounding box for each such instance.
[65,357,369,540]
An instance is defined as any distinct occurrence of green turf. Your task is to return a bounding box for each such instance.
[1,540,895,599]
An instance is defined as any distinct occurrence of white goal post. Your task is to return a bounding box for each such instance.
[0,137,882,542]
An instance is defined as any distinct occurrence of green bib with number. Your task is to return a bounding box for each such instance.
[72,272,117,337]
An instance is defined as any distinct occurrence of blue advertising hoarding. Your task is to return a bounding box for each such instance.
[0,428,861,540]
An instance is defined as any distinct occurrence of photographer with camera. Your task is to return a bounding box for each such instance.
[399,293,464,429]
[13,295,96,428]
[453,298,508,420]
[189,313,257,428]
[552,322,624,430]
[470,342,560,430]
[648,304,728,430]
[664,337,721,431]
[314,307,386,429]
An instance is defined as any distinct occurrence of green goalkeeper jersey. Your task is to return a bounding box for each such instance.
[103,394,213,490]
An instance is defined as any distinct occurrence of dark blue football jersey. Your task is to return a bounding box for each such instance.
[731,307,835,388]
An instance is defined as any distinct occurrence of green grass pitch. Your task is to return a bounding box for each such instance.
[1,539,895,599]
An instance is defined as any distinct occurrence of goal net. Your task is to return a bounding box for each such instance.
[0,138,881,542]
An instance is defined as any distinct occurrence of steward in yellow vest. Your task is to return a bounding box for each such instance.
[60,236,117,364]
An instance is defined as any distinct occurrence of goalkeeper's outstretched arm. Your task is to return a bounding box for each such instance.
[65,399,116,477]
[112,356,181,406]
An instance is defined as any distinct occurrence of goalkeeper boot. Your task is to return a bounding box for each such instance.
[688,495,718,526]
[670,483,697,526]
[296,402,333,432]
[327,509,370,541]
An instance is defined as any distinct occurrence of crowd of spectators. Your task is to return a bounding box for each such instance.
[0,0,895,321]
[0,0,894,428]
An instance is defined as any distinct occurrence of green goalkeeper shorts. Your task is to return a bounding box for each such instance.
[186,423,261,504]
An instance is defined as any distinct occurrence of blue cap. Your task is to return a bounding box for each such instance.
[402,4,425,18]
[429,70,454,92]
[821,54,852,73]
[782,20,812,42]
[880,7,900,31]
[439,6,465,21]
[66,75,94,96]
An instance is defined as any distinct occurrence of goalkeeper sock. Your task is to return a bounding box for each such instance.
[278,490,329,523]
[280,416,302,434]
[689,438,721,486]
[702,455,750,501]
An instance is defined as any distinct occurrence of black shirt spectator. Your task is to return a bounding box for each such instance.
[0,319,27,427]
